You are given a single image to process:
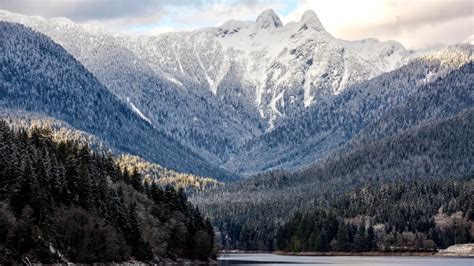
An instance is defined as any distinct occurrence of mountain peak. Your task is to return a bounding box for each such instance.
[301,10,325,31]
[256,9,283,29]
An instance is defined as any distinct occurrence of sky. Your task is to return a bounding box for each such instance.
[1,0,473,50]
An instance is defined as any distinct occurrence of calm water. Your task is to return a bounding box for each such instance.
[218,253,473,266]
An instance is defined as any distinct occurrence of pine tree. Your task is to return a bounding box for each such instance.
[130,167,143,192]
[10,156,36,215]
[77,162,91,210]
[367,225,375,251]
[126,203,152,260]
[316,228,329,251]
[336,222,349,251]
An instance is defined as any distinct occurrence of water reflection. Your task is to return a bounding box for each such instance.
[218,253,473,266]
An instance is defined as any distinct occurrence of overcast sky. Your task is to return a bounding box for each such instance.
[1,0,473,50]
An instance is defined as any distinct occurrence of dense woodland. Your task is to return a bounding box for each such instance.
[0,121,215,263]
[277,180,473,252]
[194,109,473,251]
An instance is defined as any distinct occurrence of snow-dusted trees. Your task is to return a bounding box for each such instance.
[0,21,231,180]
[230,48,473,176]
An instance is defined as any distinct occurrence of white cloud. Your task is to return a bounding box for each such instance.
[0,0,193,21]
[1,0,284,34]
[1,0,472,49]
[170,2,282,26]
[282,0,473,49]
[113,1,285,35]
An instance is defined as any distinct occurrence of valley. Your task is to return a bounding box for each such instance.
[0,6,472,264]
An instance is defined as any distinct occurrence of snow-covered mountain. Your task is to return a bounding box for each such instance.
[0,9,263,164]
[0,9,409,158]
[123,9,409,128]
[1,9,471,178]
[224,44,473,176]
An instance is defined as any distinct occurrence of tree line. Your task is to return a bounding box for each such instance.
[276,180,473,252]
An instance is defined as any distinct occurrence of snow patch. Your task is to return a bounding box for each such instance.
[267,91,285,130]
[172,45,185,74]
[270,91,284,117]
[127,97,152,125]
[166,75,185,88]
[335,55,349,95]
[195,46,218,94]
[303,73,313,107]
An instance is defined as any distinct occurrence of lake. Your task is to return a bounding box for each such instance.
[218,253,473,265]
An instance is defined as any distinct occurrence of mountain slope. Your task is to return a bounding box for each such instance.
[347,59,474,148]
[0,21,234,180]
[0,10,264,164]
[226,45,472,176]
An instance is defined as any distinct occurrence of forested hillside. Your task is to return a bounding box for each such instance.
[226,46,472,176]
[0,108,222,193]
[193,109,474,251]
[0,111,222,191]
[277,180,473,252]
[0,121,215,263]
[0,21,234,180]
[347,59,473,148]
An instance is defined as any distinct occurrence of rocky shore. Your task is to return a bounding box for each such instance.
[438,244,474,257]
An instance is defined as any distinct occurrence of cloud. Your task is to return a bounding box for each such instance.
[1,0,472,49]
[0,0,278,22]
[282,0,474,49]
[1,0,186,21]
[168,1,285,27]
[0,0,287,33]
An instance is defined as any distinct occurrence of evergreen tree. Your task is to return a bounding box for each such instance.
[336,222,349,251]
[130,167,143,192]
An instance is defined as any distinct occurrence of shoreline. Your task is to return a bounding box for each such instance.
[275,251,438,257]
[218,251,473,258]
